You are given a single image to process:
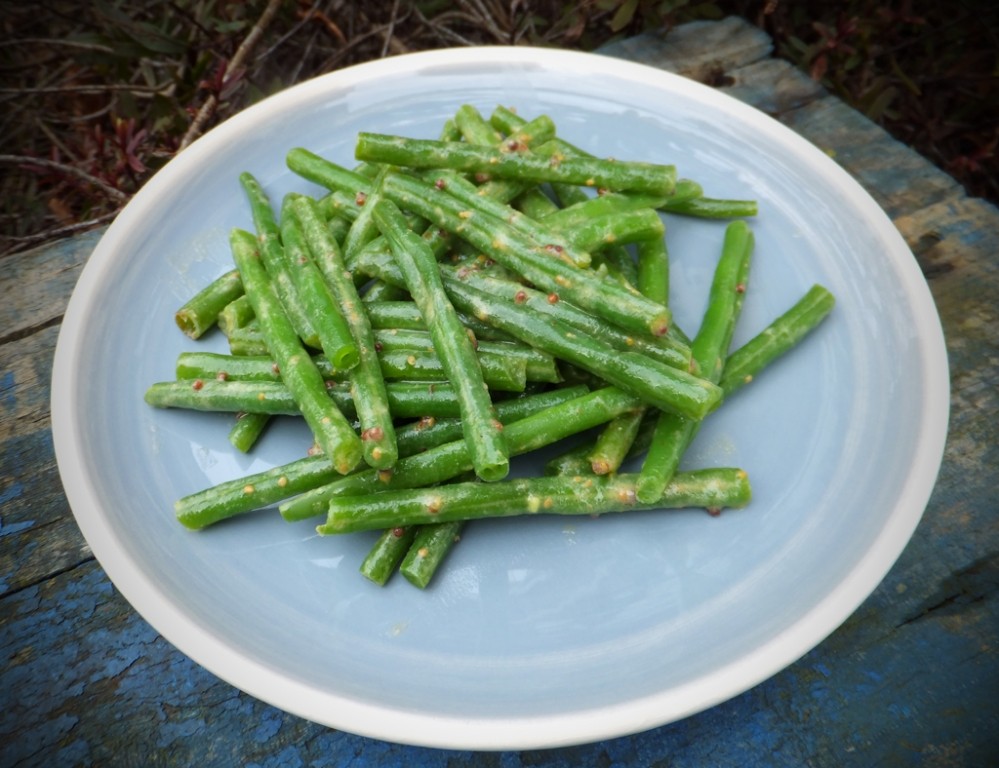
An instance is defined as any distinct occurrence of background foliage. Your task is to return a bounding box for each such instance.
[2,0,996,255]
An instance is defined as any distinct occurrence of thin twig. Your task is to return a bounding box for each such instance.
[259,0,324,62]
[35,119,80,163]
[412,6,480,47]
[180,0,284,149]
[1,210,119,257]
[63,102,115,124]
[0,154,128,201]
[0,59,73,104]
[0,37,116,53]
[458,0,509,43]
[381,0,402,58]
[281,0,345,53]
[0,83,172,96]
[287,26,320,84]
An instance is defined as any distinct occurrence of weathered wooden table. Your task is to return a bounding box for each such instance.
[3,17,997,767]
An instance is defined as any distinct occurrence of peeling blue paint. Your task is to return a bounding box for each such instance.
[153,716,204,751]
[252,707,283,744]
[0,518,34,537]
[0,480,25,508]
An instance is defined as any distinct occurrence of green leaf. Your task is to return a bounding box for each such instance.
[93,0,186,56]
[890,55,922,96]
[610,0,639,32]
[693,2,724,21]
[785,35,810,55]
[212,20,252,35]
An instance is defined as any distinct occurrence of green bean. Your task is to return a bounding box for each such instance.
[543,442,596,477]
[146,378,471,420]
[442,275,719,420]
[225,325,269,356]
[561,208,665,253]
[281,386,640,522]
[513,186,561,218]
[492,106,714,213]
[454,103,504,145]
[175,269,243,339]
[661,197,758,219]
[376,348,526,392]
[459,110,559,207]
[721,284,835,397]
[341,166,389,266]
[399,522,464,589]
[227,228,362,474]
[326,210,352,244]
[292,195,398,470]
[360,526,418,586]
[420,168,588,267]
[239,172,319,348]
[343,110,562,287]
[355,133,678,196]
[346,381,458,418]
[174,387,589,531]
[176,350,303,382]
[541,192,669,230]
[636,236,670,306]
[372,328,561,384]
[361,279,407,303]
[175,454,344,530]
[393,384,588,457]
[587,407,646,475]
[439,116,462,142]
[227,412,270,453]
[441,270,690,372]
[217,294,254,337]
[693,221,756,379]
[586,230,666,475]
[278,195,359,371]
[488,104,534,137]
[364,299,425,329]
[365,298,518,343]
[381,170,673,339]
[637,221,754,503]
[372,197,510,482]
[358,110,559,279]
[545,409,658,476]
[532,138,704,205]
[486,106,578,215]
[317,188,364,224]
[179,346,526,391]
[286,147,373,198]
[318,468,751,534]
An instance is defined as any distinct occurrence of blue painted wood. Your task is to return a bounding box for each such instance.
[2,16,997,767]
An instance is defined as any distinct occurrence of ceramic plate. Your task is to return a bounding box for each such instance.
[51,47,949,750]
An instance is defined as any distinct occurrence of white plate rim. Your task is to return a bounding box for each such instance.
[50,45,950,750]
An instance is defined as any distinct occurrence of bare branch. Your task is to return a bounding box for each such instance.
[0,37,116,54]
[0,210,119,257]
[180,0,285,149]
[0,83,172,96]
[0,154,129,201]
[381,0,402,58]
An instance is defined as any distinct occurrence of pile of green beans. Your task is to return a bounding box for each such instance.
[151,104,835,590]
